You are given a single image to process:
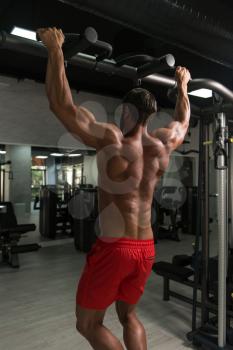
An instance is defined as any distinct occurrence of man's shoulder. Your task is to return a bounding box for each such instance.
[106,123,122,136]
[97,123,123,149]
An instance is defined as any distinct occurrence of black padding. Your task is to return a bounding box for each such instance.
[172,254,192,267]
[153,261,194,281]
[0,224,36,235]
[11,244,40,254]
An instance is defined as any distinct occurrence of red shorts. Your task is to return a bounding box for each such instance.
[76,237,155,310]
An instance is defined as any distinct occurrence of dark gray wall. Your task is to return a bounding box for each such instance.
[6,145,31,214]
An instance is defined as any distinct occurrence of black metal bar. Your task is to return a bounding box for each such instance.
[63,30,113,61]
[166,77,233,105]
[144,73,176,88]
[191,117,204,333]
[164,277,170,301]
[116,54,154,66]
[0,32,47,57]
[192,79,233,104]
[137,54,175,78]
[63,27,98,59]
[94,58,137,79]
[190,79,233,104]
[94,39,113,61]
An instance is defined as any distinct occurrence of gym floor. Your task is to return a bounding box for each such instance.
[0,227,210,350]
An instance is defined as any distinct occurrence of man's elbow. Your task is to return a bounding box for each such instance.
[49,102,76,118]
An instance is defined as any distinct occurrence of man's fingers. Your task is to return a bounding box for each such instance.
[37,28,46,40]
[37,27,50,35]
[174,66,191,83]
[59,29,65,38]
[37,28,46,34]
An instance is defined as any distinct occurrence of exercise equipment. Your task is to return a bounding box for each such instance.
[188,108,232,349]
[0,202,40,268]
[153,254,233,329]
[152,186,198,241]
[39,185,72,239]
[181,186,198,236]
[153,186,186,241]
[154,100,233,349]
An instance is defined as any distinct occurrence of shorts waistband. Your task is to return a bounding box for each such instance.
[96,237,154,248]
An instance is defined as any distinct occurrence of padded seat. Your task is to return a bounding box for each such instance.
[153,261,194,281]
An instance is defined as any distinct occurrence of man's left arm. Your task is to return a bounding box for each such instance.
[152,66,191,152]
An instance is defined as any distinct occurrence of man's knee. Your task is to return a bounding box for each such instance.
[76,305,105,338]
[76,316,101,337]
[76,311,92,336]
[118,311,137,327]
[118,310,145,336]
[76,319,88,337]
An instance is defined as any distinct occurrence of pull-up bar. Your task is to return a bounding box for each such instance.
[1,27,233,107]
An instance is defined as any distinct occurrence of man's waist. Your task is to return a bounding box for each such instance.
[96,235,154,248]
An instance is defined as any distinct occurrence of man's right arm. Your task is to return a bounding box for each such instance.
[152,66,191,152]
[37,27,121,150]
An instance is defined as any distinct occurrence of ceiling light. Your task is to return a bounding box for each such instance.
[0,150,6,154]
[68,153,82,157]
[189,88,212,99]
[11,26,37,41]
[50,153,64,157]
[36,156,48,159]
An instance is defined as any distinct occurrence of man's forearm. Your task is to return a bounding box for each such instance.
[174,85,190,125]
[46,47,74,110]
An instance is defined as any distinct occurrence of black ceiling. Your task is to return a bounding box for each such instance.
[0,0,233,107]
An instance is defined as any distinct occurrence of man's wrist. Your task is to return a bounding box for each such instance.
[177,83,188,94]
[47,46,63,54]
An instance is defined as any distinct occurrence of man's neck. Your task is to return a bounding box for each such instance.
[123,124,147,138]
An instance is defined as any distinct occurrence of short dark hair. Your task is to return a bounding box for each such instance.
[123,88,157,125]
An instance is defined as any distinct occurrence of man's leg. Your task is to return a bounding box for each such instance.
[116,300,147,350]
[76,304,124,350]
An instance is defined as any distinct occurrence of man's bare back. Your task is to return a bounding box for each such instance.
[97,128,170,240]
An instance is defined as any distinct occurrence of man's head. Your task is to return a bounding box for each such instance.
[121,88,157,134]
